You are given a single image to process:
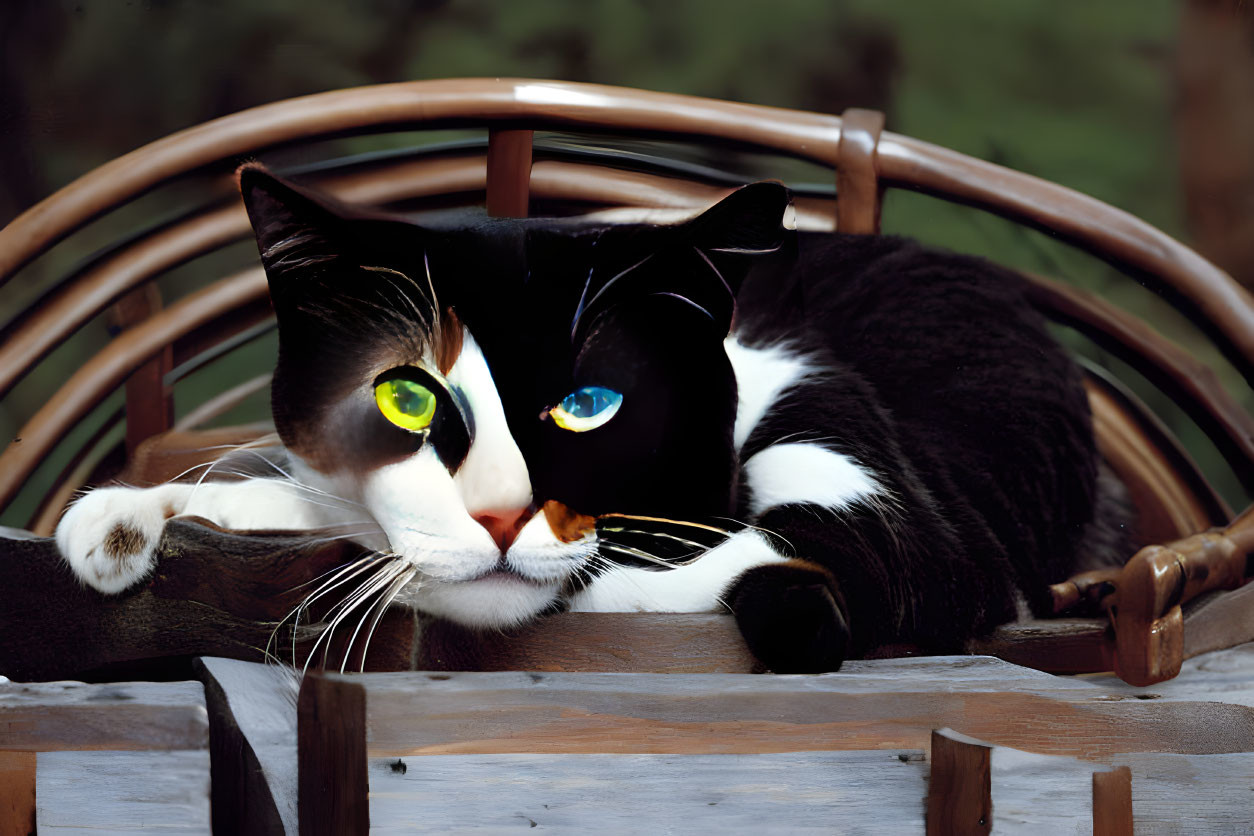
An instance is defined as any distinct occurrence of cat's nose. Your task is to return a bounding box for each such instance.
[473,506,533,553]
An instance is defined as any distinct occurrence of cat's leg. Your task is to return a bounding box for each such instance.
[568,527,788,613]
[726,438,1013,673]
[55,479,348,593]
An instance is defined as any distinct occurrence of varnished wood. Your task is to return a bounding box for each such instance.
[926,730,991,835]
[4,79,1247,384]
[835,107,885,234]
[1112,506,1253,686]
[1026,272,1254,498]
[0,752,35,836]
[486,128,533,217]
[1087,378,1217,542]
[1092,766,1134,836]
[298,673,368,836]
[109,283,175,458]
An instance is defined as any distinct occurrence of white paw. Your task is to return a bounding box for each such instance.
[56,486,174,594]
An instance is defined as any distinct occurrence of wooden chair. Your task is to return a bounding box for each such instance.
[1,79,1252,689]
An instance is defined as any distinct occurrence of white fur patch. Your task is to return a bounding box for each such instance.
[56,478,362,593]
[743,442,883,518]
[723,337,814,450]
[446,333,533,516]
[569,529,786,612]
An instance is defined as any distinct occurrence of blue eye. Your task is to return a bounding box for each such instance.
[549,386,623,432]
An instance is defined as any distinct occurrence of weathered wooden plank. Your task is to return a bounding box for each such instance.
[987,740,1094,834]
[0,521,367,681]
[415,611,761,674]
[1111,752,1254,834]
[968,619,1113,674]
[926,730,990,835]
[35,749,210,833]
[1082,640,1254,707]
[0,751,35,836]
[299,673,368,836]
[0,680,208,751]
[343,663,1254,760]
[368,751,927,834]
[930,730,1115,835]
[195,657,298,835]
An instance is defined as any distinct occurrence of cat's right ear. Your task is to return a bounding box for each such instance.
[237,164,345,283]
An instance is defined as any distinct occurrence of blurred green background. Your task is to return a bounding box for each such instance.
[1,0,1251,528]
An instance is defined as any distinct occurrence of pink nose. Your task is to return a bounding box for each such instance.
[473,507,533,552]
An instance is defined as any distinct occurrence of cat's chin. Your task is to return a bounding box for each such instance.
[403,572,561,629]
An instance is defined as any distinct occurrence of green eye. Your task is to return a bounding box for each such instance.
[550,386,623,432]
[375,378,437,432]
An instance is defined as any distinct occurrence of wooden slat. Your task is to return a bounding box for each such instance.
[485,128,533,217]
[415,611,760,673]
[344,659,1254,760]
[926,730,991,835]
[1112,752,1254,834]
[36,750,210,833]
[368,751,928,833]
[835,107,885,234]
[0,681,208,752]
[195,657,297,836]
[0,520,366,681]
[1092,766,1134,836]
[109,283,175,458]
[299,673,368,836]
[0,751,35,836]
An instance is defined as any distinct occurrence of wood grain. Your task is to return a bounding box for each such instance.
[344,661,1254,760]
[0,751,35,836]
[0,680,208,752]
[299,673,368,836]
[35,750,210,833]
[415,611,762,673]
[486,129,533,218]
[195,658,296,835]
[1112,752,1254,834]
[368,751,928,834]
[926,730,990,835]
[1092,766,1133,836]
[988,740,1095,835]
[0,520,368,681]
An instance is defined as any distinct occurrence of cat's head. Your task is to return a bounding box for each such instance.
[239,165,790,627]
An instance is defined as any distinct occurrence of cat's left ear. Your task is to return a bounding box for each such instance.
[685,181,793,285]
[237,164,349,289]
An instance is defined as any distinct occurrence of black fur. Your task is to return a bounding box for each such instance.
[239,168,1131,672]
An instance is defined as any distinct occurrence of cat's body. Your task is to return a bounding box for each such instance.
[56,168,1128,672]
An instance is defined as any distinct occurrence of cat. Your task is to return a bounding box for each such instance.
[54,164,1129,673]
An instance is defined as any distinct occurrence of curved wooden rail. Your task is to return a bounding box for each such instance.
[1,79,1248,378]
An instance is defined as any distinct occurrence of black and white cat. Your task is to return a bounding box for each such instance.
[55,166,1128,672]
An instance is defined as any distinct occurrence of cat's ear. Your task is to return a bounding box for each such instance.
[237,164,347,283]
[687,181,792,259]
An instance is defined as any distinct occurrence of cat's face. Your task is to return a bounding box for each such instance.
[239,167,787,627]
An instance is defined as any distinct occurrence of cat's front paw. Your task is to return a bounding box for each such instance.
[55,486,174,594]
[728,559,851,673]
